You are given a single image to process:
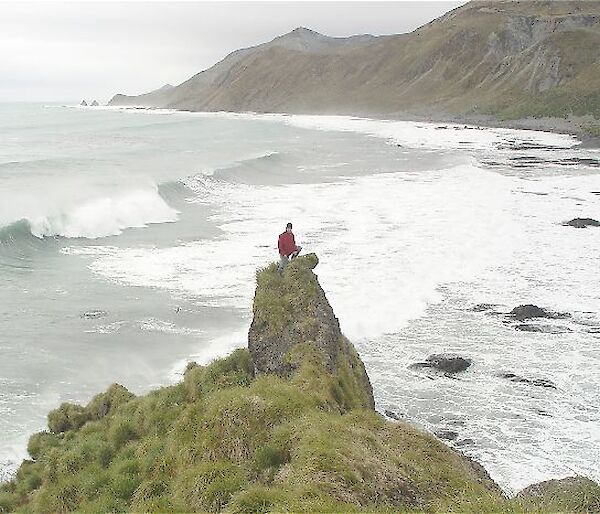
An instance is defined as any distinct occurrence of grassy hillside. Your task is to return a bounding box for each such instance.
[109,1,600,135]
[1,256,599,513]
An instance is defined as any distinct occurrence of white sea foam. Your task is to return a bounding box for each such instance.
[115,107,581,153]
[28,187,178,239]
[279,114,580,151]
[75,163,523,340]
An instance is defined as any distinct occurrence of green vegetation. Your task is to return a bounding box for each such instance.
[0,348,506,513]
[582,123,600,138]
[252,254,321,339]
[251,254,374,411]
[497,90,600,122]
[1,254,599,513]
[514,477,600,513]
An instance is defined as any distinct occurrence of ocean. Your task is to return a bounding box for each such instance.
[1,103,599,493]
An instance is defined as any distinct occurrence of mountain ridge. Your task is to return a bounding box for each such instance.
[108,1,600,136]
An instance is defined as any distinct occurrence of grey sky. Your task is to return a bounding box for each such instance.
[0,1,465,103]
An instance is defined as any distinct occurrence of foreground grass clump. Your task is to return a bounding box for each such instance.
[0,346,509,513]
[1,254,599,513]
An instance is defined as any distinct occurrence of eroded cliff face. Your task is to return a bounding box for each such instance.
[248,253,375,410]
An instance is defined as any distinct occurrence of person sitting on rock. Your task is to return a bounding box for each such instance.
[277,222,302,273]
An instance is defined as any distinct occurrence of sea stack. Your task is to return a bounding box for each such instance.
[248,253,375,410]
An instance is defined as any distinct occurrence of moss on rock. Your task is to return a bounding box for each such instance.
[249,253,375,410]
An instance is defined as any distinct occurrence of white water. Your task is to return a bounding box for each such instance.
[28,187,178,239]
[67,163,521,338]
[2,105,599,493]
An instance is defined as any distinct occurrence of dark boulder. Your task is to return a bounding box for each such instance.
[80,100,87,106]
[455,438,475,447]
[384,410,402,421]
[515,324,571,334]
[410,354,472,374]
[434,429,459,441]
[469,303,499,313]
[500,373,556,389]
[81,310,107,319]
[563,218,600,228]
[508,304,569,321]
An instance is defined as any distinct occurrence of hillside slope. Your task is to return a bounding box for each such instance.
[108,1,600,132]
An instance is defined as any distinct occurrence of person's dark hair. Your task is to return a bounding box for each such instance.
[286,222,293,229]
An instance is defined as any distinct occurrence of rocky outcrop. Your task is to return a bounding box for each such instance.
[508,304,569,320]
[90,100,99,106]
[3,253,600,513]
[248,253,375,410]
[410,354,472,374]
[514,323,571,334]
[499,372,557,389]
[80,100,87,106]
[563,217,600,228]
[470,303,499,312]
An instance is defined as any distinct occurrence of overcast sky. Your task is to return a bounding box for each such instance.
[0,1,465,103]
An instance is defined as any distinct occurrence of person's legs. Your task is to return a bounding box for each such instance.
[290,246,302,260]
[277,254,289,273]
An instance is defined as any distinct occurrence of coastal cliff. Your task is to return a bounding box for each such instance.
[1,255,599,513]
[108,1,600,138]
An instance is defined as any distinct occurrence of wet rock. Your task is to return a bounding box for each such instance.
[81,310,107,319]
[508,304,569,321]
[455,438,475,447]
[500,373,556,389]
[384,410,402,421]
[434,429,459,441]
[410,354,472,374]
[515,323,572,334]
[470,303,498,312]
[563,218,600,228]
[560,157,600,168]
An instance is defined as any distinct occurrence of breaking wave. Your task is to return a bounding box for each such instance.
[0,187,179,248]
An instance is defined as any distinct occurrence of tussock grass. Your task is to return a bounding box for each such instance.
[1,256,598,513]
[0,346,509,513]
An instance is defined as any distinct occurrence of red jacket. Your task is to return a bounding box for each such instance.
[278,231,298,257]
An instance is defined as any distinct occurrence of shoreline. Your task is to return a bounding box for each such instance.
[102,102,600,148]
[383,110,600,149]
